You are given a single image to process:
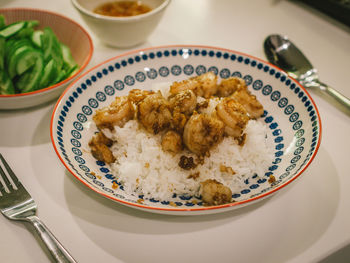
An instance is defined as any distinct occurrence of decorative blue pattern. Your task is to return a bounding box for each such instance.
[208,66,218,75]
[159,66,170,77]
[124,75,135,86]
[53,47,320,211]
[183,64,194,75]
[88,98,99,108]
[195,65,206,75]
[96,92,106,102]
[146,68,158,79]
[243,75,253,85]
[135,71,146,82]
[104,86,115,96]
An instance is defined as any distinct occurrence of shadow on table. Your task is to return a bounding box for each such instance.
[288,0,350,34]
[0,100,55,147]
[58,145,341,263]
[318,244,350,263]
[63,168,269,227]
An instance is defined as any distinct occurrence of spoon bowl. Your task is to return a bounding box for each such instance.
[264,34,314,81]
[264,34,350,111]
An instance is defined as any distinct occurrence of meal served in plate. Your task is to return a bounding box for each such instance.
[88,72,274,206]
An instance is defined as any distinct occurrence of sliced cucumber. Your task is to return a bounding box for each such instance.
[0,19,79,94]
[7,45,34,78]
[41,27,63,69]
[60,43,77,71]
[5,38,32,65]
[0,70,15,95]
[52,69,67,85]
[11,27,34,40]
[0,15,5,30]
[16,49,44,76]
[15,52,44,93]
[39,59,59,88]
[26,20,39,28]
[0,21,26,38]
[4,38,17,55]
[6,20,38,40]
[31,30,43,48]
[66,64,78,78]
[0,36,5,70]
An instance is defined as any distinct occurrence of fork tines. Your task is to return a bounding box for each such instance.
[0,154,19,193]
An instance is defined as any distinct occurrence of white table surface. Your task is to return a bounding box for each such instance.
[1,0,350,262]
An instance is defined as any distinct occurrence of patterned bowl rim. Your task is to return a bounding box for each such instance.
[0,7,94,98]
[50,44,322,213]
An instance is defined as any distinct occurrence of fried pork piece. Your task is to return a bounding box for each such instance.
[216,77,246,97]
[216,97,250,138]
[137,91,172,134]
[170,72,218,99]
[200,179,232,206]
[93,96,134,130]
[89,132,115,164]
[161,130,183,154]
[183,113,224,156]
[231,86,264,119]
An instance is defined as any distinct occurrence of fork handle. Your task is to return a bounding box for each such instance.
[27,216,77,263]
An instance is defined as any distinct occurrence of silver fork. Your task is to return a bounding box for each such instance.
[0,154,77,263]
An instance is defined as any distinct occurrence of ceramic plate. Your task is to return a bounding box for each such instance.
[50,45,321,215]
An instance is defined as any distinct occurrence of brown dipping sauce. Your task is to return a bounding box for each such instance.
[93,1,152,17]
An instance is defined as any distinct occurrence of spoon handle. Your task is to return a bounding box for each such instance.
[318,82,350,111]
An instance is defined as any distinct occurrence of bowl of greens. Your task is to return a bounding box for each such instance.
[0,8,93,110]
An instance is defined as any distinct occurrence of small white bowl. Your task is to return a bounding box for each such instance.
[71,0,171,48]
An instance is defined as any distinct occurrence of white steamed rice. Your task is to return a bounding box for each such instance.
[102,120,273,200]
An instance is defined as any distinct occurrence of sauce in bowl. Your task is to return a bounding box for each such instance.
[93,1,152,17]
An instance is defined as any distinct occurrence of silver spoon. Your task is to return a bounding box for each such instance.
[264,34,350,111]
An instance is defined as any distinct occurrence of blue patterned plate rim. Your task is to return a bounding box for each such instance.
[50,45,322,214]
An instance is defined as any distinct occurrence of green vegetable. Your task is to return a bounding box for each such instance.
[0,70,15,94]
[0,16,79,95]
[31,30,43,48]
[11,27,34,40]
[39,58,59,88]
[26,20,39,28]
[8,45,34,78]
[16,49,44,76]
[61,43,77,71]
[0,36,5,70]
[52,69,67,84]
[41,27,63,69]
[15,52,44,93]
[7,20,39,39]
[0,21,26,38]
[0,15,5,30]
[66,65,79,80]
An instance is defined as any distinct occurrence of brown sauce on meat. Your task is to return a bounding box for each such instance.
[93,1,152,17]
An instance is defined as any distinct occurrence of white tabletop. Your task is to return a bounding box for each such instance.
[1,0,350,262]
